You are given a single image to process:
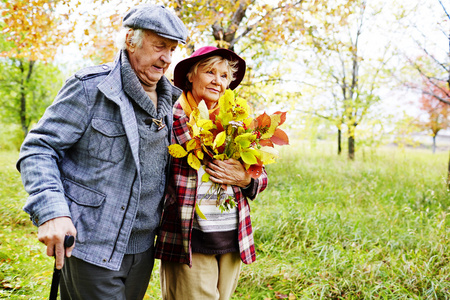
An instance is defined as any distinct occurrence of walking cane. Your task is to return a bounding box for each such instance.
[49,235,74,300]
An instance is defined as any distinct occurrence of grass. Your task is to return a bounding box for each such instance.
[1,142,449,299]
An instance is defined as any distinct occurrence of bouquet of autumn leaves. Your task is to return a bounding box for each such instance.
[168,89,289,215]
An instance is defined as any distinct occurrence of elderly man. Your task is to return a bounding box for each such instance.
[17,4,187,299]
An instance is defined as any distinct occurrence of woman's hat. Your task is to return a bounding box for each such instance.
[173,46,246,90]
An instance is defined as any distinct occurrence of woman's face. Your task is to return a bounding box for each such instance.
[190,60,229,109]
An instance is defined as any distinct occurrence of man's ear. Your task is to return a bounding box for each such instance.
[125,30,135,53]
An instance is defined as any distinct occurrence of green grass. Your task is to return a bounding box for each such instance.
[234,143,449,299]
[1,143,449,299]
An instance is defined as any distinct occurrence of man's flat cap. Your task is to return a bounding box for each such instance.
[122,4,188,44]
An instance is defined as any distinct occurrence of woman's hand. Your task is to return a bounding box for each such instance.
[205,158,251,188]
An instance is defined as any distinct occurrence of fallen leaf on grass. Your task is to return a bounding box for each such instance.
[275,291,288,299]
[274,291,296,299]
[1,281,20,290]
[1,282,13,289]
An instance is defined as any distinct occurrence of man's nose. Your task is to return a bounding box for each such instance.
[161,50,172,64]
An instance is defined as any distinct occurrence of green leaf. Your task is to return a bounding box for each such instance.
[235,133,256,149]
[240,149,258,165]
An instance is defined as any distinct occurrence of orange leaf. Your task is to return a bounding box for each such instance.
[253,112,271,129]
[270,128,289,145]
[259,139,274,147]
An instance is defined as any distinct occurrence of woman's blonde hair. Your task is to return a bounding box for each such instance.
[185,56,239,91]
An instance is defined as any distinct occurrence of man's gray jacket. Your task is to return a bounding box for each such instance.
[17,53,181,271]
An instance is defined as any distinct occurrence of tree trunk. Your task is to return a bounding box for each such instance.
[20,91,28,136]
[448,151,450,189]
[348,129,355,160]
[337,128,342,155]
[19,59,35,137]
[432,135,436,154]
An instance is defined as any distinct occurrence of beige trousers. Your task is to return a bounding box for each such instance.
[160,252,242,300]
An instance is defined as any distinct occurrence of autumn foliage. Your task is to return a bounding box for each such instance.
[417,79,450,138]
[168,89,289,179]
[1,0,73,61]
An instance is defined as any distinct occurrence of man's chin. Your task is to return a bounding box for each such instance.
[139,77,163,88]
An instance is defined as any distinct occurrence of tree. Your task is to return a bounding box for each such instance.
[0,59,63,139]
[72,0,350,109]
[0,0,74,137]
[78,0,312,58]
[416,79,450,153]
[401,0,450,184]
[298,0,392,159]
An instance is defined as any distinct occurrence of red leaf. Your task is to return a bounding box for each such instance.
[273,111,287,125]
[259,139,274,147]
[247,164,263,179]
[270,128,289,145]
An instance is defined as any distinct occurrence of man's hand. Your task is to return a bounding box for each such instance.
[205,158,251,188]
[38,217,76,270]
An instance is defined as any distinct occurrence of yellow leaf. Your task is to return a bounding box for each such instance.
[186,139,197,152]
[257,146,279,165]
[188,153,201,170]
[235,97,250,121]
[197,119,215,130]
[244,118,253,128]
[168,144,188,158]
[218,90,236,125]
[214,153,228,160]
[201,131,214,146]
[195,203,207,220]
[196,149,204,160]
[213,131,226,148]
[201,171,210,182]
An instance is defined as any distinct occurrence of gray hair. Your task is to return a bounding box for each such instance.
[115,27,145,50]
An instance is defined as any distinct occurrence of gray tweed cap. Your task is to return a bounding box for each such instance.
[122,4,188,44]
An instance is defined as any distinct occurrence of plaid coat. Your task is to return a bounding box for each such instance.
[155,101,268,267]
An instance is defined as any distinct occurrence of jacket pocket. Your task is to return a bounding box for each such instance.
[88,118,127,163]
[63,178,106,244]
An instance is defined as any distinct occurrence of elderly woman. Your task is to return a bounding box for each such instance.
[155,46,268,300]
